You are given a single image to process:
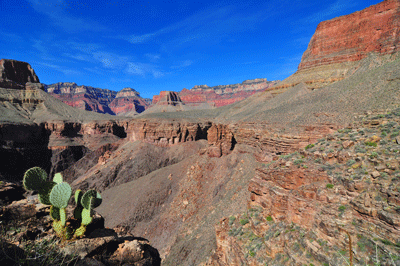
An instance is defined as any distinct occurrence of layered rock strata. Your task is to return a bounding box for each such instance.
[109,87,151,116]
[45,82,117,114]
[150,79,279,110]
[271,0,400,92]
[299,0,400,71]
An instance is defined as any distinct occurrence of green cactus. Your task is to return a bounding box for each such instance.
[23,167,48,191]
[75,190,83,205]
[53,173,63,184]
[38,181,56,205]
[49,182,71,209]
[81,208,93,226]
[60,208,67,226]
[22,167,103,241]
[81,190,102,209]
[50,206,61,220]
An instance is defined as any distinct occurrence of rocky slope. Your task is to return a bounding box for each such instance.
[209,111,400,266]
[45,82,117,114]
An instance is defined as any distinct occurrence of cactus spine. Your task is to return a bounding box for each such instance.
[22,167,102,240]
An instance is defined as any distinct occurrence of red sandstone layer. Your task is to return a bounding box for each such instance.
[298,0,400,71]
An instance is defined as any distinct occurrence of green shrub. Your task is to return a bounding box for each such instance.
[266,216,273,222]
[240,218,249,225]
[305,144,315,150]
[365,141,377,147]
[326,183,334,189]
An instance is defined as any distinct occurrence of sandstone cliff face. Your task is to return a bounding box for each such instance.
[269,0,400,92]
[299,0,400,71]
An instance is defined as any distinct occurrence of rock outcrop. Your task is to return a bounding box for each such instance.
[109,87,151,116]
[298,0,400,71]
[145,91,186,113]
[270,0,400,92]
[0,59,41,89]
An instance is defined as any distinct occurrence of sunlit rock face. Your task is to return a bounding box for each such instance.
[298,0,400,71]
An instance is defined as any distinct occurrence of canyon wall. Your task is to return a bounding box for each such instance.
[298,0,400,71]
[152,78,279,109]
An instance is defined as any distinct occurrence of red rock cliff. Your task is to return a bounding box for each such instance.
[298,0,400,70]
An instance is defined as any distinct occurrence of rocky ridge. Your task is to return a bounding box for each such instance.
[150,78,279,111]
[45,83,151,116]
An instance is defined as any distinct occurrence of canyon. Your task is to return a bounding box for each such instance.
[1,0,400,265]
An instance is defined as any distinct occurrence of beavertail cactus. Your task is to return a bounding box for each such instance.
[23,167,47,191]
[53,172,63,184]
[49,182,72,209]
[22,167,103,240]
[81,190,102,209]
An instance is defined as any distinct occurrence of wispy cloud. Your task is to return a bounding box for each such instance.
[26,0,107,33]
[36,62,81,76]
[145,53,161,62]
[126,62,165,78]
[170,60,193,69]
[124,3,269,48]
[304,0,359,23]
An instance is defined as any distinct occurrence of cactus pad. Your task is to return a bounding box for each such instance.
[38,181,56,205]
[23,167,47,191]
[49,182,72,209]
[74,190,83,205]
[60,208,67,226]
[81,208,93,225]
[81,190,102,209]
[50,206,61,220]
[53,173,63,184]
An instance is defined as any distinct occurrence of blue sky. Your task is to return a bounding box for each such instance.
[1,0,381,98]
